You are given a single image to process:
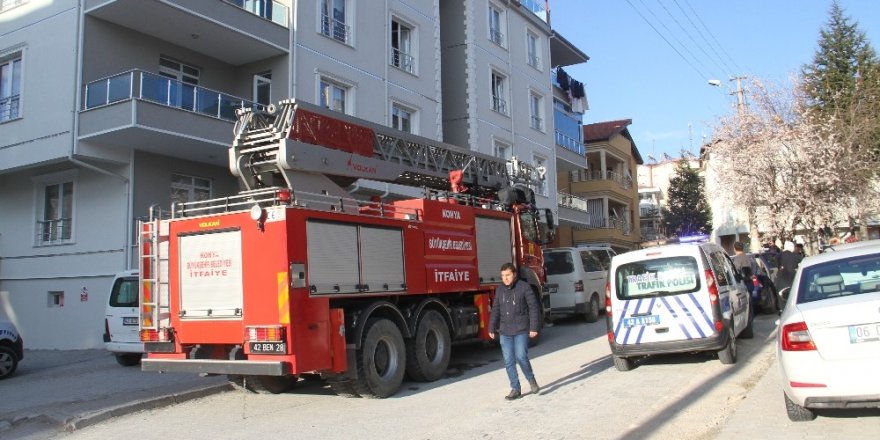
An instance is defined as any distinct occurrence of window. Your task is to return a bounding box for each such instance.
[491,71,507,115]
[158,57,199,111]
[494,140,511,160]
[254,72,272,107]
[319,77,349,114]
[533,155,547,196]
[488,4,504,46]
[35,173,75,245]
[390,18,414,73]
[48,291,64,308]
[0,52,22,122]
[526,30,540,68]
[321,0,350,44]
[391,102,415,133]
[529,91,544,131]
[170,173,212,207]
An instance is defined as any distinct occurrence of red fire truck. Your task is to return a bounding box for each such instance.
[139,99,555,397]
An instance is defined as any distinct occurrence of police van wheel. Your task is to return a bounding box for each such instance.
[613,355,633,372]
[353,318,406,398]
[406,310,451,382]
[0,347,18,379]
[114,353,142,367]
[718,326,737,364]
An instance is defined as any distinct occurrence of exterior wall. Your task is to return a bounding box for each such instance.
[0,0,79,173]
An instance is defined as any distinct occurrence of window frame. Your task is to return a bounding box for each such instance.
[318,74,353,115]
[319,0,352,45]
[0,48,23,123]
[253,71,272,107]
[487,3,505,47]
[170,173,212,207]
[390,16,416,74]
[390,101,417,134]
[529,90,544,132]
[32,170,77,246]
[526,29,541,69]
[493,139,511,160]
[490,70,508,115]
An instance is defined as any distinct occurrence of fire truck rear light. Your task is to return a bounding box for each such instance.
[140,328,171,342]
[246,326,286,342]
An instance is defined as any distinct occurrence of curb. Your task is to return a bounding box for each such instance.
[63,383,233,432]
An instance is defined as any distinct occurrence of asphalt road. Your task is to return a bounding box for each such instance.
[5,313,879,439]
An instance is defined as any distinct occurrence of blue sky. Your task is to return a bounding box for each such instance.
[548,0,880,162]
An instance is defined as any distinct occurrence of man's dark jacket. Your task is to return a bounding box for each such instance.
[489,279,540,336]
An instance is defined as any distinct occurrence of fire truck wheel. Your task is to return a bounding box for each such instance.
[406,310,452,382]
[353,318,406,398]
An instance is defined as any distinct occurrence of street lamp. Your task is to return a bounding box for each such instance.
[708,77,746,112]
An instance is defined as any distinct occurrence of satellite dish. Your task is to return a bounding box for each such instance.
[647,154,656,163]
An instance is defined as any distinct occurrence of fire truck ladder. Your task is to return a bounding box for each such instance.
[138,206,169,337]
[230,99,543,199]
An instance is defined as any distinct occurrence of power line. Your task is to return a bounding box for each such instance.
[656,0,730,78]
[635,0,716,78]
[623,0,712,81]
[672,0,736,75]
[680,0,745,74]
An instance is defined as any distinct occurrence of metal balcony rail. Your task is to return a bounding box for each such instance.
[530,115,543,131]
[225,0,288,27]
[520,0,548,22]
[0,0,26,13]
[321,13,350,44]
[489,29,504,45]
[492,96,508,115]
[528,54,540,68]
[571,216,632,235]
[570,169,633,189]
[391,48,415,73]
[557,191,588,211]
[0,95,20,122]
[35,218,72,244]
[84,70,265,122]
[555,131,585,155]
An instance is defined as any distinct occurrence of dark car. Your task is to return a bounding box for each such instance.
[748,253,780,313]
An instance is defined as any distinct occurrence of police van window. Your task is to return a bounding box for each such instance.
[580,251,602,272]
[110,278,139,307]
[615,256,700,299]
[707,251,731,286]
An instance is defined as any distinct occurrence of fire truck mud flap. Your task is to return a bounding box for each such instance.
[141,359,288,376]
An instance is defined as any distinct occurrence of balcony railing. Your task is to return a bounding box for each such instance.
[557,191,588,212]
[527,54,540,68]
[572,217,632,235]
[555,131,585,155]
[492,96,508,115]
[530,115,543,131]
[36,218,72,245]
[391,48,415,74]
[520,0,548,22]
[570,169,633,190]
[83,70,265,122]
[640,206,660,217]
[321,13,350,44]
[0,95,20,122]
[489,29,504,45]
[225,0,289,27]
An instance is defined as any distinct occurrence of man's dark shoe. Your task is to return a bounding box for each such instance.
[529,380,540,395]
[505,389,521,400]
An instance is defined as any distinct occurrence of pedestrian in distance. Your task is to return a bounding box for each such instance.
[488,262,540,400]
[795,242,807,259]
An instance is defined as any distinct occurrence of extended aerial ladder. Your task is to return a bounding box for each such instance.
[228,99,543,201]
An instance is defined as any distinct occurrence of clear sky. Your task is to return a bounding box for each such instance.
[548,0,880,162]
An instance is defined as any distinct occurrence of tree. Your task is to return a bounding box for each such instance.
[661,161,712,238]
[801,0,878,119]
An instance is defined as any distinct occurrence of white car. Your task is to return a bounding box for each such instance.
[0,319,24,379]
[103,270,144,366]
[777,243,880,421]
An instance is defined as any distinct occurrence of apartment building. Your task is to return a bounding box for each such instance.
[0,0,442,349]
[555,119,643,254]
[636,157,701,247]
[439,0,558,213]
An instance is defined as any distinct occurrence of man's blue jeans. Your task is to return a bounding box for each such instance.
[499,333,535,390]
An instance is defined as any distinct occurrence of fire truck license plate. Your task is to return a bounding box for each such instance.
[249,342,287,354]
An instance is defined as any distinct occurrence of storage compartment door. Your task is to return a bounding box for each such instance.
[307,221,359,294]
[476,216,513,283]
[359,226,405,292]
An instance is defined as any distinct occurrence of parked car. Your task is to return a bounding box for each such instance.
[747,252,780,313]
[606,242,753,371]
[104,270,144,366]
[0,319,24,380]
[821,238,880,253]
[543,246,616,322]
[777,243,880,421]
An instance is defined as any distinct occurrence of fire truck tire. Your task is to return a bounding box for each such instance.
[114,353,142,367]
[406,310,452,382]
[353,318,406,398]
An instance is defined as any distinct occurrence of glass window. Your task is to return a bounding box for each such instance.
[391,19,414,73]
[171,173,212,207]
[0,54,22,121]
[580,251,602,272]
[110,277,139,307]
[526,31,540,67]
[707,251,731,287]
[544,251,574,275]
[519,211,539,243]
[40,181,74,243]
[491,71,507,114]
[529,92,543,130]
[320,78,348,114]
[391,103,413,133]
[494,140,510,160]
[488,5,503,45]
[797,253,880,304]
[615,256,701,299]
[321,0,349,43]
[254,72,272,107]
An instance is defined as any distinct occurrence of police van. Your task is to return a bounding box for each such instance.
[605,242,753,371]
[103,270,144,366]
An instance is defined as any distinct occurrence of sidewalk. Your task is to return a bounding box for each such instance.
[0,350,230,438]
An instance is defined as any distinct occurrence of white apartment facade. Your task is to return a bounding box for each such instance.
[0,0,442,349]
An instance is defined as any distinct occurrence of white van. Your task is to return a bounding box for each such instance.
[606,242,752,371]
[103,270,144,366]
[543,246,616,322]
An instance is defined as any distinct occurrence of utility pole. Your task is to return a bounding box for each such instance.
[732,76,746,112]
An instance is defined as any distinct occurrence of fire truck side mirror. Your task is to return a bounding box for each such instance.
[545,209,556,230]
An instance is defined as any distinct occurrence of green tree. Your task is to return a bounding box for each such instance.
[801,1,878,118]
[661,161,712,238]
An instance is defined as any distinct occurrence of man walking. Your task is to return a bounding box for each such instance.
[488,263,540,400]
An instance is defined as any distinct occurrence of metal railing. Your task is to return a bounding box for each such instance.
[557,191,588,212]
[492,96,508,115]
[0,95,20,122]
[530,116,543,131]
[391,48,415,73]
[225,0,288,27]
[520,0,548,22]
[555,130,585,155]
[36,218,72,244]
[321,13,350,44]
[83,70,264,122]
[527,54,540,68]
[489,29,504,45]
[570,169,633,189]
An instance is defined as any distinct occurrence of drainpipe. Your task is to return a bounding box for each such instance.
[71,1,132,269]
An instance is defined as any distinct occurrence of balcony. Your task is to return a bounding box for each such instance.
[321,13,351,44]
[84,0,289,66]
[35,218,72,246]
[519,0,548,23]
[569,169,634,201]
[391,48,415,74]
[79,70,263,165]
[0,95,20,122]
